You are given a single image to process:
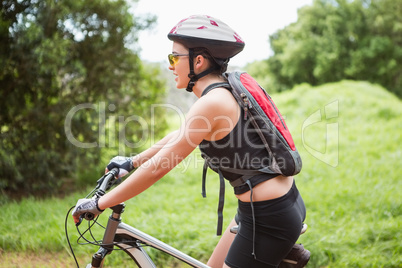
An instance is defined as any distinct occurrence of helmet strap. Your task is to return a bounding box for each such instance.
[185,49,195,92]
[186,49,220,92]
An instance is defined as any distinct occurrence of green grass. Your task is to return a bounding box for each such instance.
[276,81,402,267]
[1,80,401,267]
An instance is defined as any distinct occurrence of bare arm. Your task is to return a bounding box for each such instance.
[131,130,179,168]
[97,94,227,210]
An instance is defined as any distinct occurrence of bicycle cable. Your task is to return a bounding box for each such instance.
[65,205,80,268]
[65,181,151,267]
[75,218,147,250]
[67,206,147,248]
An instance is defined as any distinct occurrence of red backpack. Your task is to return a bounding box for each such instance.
[201,71,302,235]
[227,71,301,175]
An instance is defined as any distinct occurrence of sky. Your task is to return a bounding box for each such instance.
[131,0,313,67]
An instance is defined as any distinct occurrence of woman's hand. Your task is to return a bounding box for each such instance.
[71,198,104,225]
[105,156,134,178]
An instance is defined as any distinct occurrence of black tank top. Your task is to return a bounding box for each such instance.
[199,104,279,195]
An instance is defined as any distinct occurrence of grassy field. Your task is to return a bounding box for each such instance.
[1,80,401,267]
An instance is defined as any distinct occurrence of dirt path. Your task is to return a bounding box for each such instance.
[0,250,191,267]
[0,251,84,268]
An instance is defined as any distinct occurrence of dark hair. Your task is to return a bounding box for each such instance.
[192,47,229,75]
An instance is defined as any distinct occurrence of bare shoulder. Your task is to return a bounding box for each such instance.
[184,87,239,140]
[190,87,237,117]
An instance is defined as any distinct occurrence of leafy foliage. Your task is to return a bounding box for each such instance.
[262,0,402,96]
[0,0,167,194]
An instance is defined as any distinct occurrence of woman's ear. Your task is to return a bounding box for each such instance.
[195,55,207,70]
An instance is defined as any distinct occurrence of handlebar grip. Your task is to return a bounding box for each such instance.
[76,212,95,226]
[110,167,119,177]
[83,212,95,221]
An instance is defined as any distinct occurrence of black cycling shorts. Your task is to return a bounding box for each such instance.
[225,181,306,268]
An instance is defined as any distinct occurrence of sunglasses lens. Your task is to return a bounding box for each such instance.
[168,54,178,66]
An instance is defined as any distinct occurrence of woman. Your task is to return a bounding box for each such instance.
[73,15,307,268]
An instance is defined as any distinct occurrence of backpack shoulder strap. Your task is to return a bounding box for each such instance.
[201,82,231,97]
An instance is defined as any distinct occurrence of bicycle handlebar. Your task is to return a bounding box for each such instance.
[95,167,120,195]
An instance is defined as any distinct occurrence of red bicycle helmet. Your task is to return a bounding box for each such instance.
[168,15,245,92]
[168,15,245,59]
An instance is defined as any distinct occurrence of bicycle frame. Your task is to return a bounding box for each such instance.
[86,203,210,268]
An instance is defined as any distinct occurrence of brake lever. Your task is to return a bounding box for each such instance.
[96,173,107,188]
[76,212,95,226]
[96,168,120,189]
[76,214,84,226]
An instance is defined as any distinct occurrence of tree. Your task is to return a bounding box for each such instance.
[347,0,402,95]
[266,0,402,96]
[0,0,167,195]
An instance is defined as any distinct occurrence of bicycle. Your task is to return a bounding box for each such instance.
[65,168,310,268]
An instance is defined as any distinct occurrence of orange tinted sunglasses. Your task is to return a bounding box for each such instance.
[168,53,189,66]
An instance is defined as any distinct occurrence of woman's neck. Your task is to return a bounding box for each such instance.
[192,75,227,98]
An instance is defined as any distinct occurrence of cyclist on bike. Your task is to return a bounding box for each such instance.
[73,15,307,268]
